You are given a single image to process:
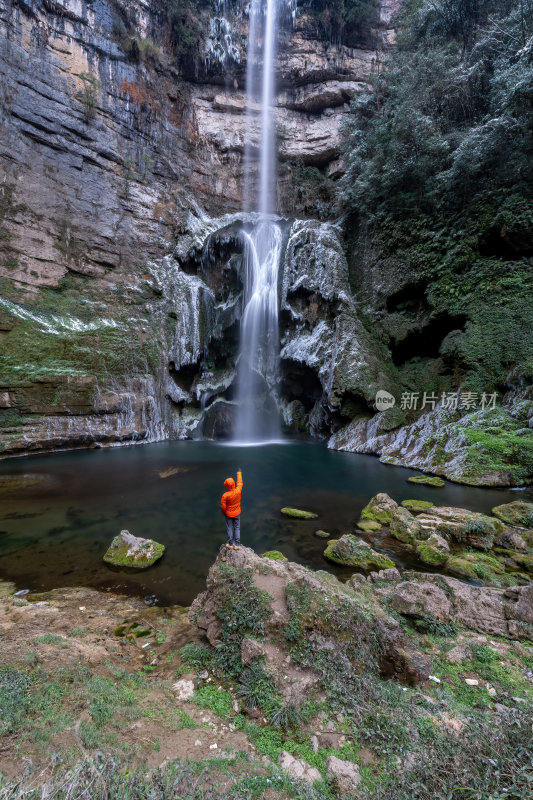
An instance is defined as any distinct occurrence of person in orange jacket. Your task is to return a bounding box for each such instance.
[221,469,243,550]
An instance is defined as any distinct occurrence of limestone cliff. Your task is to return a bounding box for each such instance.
[0,0,398,454]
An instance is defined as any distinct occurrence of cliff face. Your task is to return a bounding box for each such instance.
[0,0,399,455]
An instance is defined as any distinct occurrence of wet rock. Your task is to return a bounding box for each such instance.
[324,535,395,570]
[492,501,533,528]
[390,581,452,622]
[361,493,398,523]
[390,506,422,543]
[326,756,361,795]
[494,529,528,553]
[416,533,450,566]
[103,530,165,569]
[314,529,331,538]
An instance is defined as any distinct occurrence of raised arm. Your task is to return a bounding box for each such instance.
[236,470,243,491]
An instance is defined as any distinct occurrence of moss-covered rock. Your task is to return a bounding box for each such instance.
[407,475,446,487]
[261,550,288,561]
[447,550,517,586]
[492,501,533,528]
[416,507,503,550]
[280,507,318,519]
[390,506,422,543]
[103,530,165,569]
[360,493,398,523]
[356,519,382,532]
[415,534,449,566]
[314,529,331,538]
[324,535,395,570]
[401,499,434,513]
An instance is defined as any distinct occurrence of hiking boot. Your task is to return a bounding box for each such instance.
[233,545,240,550]
[225,543,233,549]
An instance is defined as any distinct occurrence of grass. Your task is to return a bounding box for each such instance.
[193,686,234,718]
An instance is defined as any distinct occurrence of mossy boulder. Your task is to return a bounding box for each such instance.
[314,530,331,538]
[281,507,318,519]
[361,493,398,524]
[356,519,381,532]
[492,501,533,528]
[416,507,503,550]
[447,550,515,586]
[324,535,395,570]
[407,475,445,488]
[103,530,165,569]
[390,507,422,543]
[415,534,449,566]
[261,550,288,561]
[401,499,434,513]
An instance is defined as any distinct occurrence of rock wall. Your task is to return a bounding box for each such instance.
[0,0,399,455]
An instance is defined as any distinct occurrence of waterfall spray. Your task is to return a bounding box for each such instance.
[234,0,283,444]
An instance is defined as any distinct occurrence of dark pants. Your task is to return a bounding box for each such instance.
[225,515,241,545]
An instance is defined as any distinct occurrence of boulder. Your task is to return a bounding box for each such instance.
[280,751,321,784]
[447,551,507,585]
[361,493,398,523]
[390,506,422,543]
[415,533,450,566]
[172,679,195,700]
[370,568,402,583]
[324,535,395,570]
[326,756,361,796]
[416,507,503,550]
[281,507,318,519]
[103,530,165,569]
[492,501,533,528]
[396,573,533,641]
[494,528,528,553]
[390,581,452,622]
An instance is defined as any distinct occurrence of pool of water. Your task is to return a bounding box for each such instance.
[0,440,529,605]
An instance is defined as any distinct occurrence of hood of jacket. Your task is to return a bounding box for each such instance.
[224,477,235,490]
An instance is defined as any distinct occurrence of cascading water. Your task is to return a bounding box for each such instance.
[234,0,283,443]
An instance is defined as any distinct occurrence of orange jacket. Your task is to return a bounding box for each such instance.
[220,471,243,517]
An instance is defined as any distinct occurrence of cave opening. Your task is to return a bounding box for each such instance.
[390,313,468,366]
[280,358,323,412]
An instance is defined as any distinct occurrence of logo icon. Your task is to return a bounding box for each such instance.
[375,390,396,412]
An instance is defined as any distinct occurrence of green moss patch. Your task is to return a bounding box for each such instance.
[407,475,446,487]
[260,550,288,561]
[356,519,382,532]
[401,499,434,512]
[103,536,165,569]
[314,529,331,538]
[415,540,448,566]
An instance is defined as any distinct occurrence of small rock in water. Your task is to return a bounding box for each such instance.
[314,529,331,538]
[144,594,158,606]
[281,507,318,519]
[407,475,446,487]
[103,530,165,569]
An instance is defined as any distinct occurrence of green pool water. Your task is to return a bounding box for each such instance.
[0,440,529,605]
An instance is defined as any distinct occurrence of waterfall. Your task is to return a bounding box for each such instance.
[234,0,283,444]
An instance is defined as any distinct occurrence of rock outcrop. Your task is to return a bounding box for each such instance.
[389,573,533,641]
